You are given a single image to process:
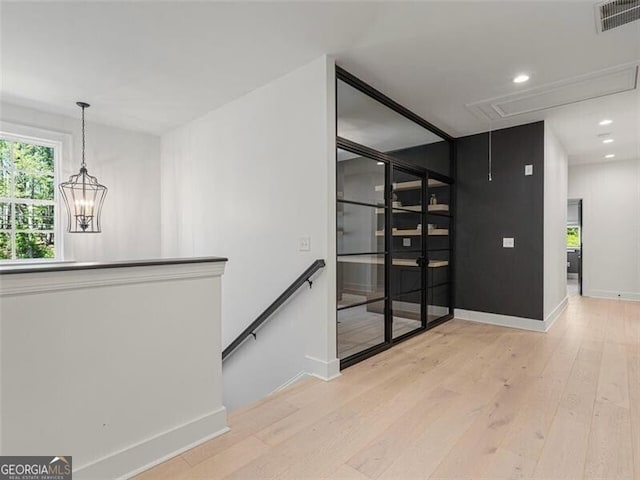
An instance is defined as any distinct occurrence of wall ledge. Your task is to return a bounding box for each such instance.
[0,259,226,296]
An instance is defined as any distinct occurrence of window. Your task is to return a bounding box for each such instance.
[0,134,60,261]
[567,226,580,249]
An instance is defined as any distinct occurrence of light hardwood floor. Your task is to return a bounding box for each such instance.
[136,295,640,479]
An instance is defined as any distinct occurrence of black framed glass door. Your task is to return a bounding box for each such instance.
[336,66,455,369]
[426,173,453,324]
[390,166,427,340]
[336,148,388,360]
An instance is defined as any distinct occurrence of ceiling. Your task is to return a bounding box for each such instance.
[1,1,639,164]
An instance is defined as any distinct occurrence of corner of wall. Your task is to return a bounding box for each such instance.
[543,123,569,318]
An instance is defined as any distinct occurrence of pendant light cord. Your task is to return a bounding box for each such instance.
[81,105,86,169]
[488,121,493,182]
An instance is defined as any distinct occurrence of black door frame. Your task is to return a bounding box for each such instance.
[578,199,583,296]
[568,198,583,296]
[336,67,456,369]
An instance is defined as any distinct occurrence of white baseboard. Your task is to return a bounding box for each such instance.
[455,297,567,333]
[270,370,308,395]
[74,407,228,480]
[304,355,341,381]
[544,296,568,330]
[586,290,640,302]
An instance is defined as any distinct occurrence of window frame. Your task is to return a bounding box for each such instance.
[0,124,65,263]
[566,225,581,249]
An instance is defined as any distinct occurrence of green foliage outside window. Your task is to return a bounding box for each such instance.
[0,138,56,260]
[567,226,580,248]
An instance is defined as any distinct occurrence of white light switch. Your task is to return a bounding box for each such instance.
[298,236,311,252]
[525,164,533,176]
[503,237,515,248]
[403,238,411,247]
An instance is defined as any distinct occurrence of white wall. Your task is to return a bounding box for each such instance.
[160,56,337,410]
[0,103,161,262]
[0,261,227,479]
[544,124,569,319]
[569,158,640,301]
[567,201,580,225]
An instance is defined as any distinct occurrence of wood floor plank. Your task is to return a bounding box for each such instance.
[183,436,271,479]
[135,296,639,480]
[181,397,298,467]
[322,464,373,480]
[626,347,640,480]
[498,307,585,465]
[478,446,538,480]
[584,401,634,479]
[532,344,604,479]
[428,371,533,479]
[377,392,489,480]
[258,329,489,447]
[596,341,630,409]
[135,456,192,480]
[346,387,459,479]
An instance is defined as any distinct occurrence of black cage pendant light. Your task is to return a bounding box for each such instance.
[60,102,107,233]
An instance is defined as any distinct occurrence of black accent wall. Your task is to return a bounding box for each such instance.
[455,121,544,320]
[391,141,451,177]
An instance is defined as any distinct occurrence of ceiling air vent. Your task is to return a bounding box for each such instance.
[596,0,640,32]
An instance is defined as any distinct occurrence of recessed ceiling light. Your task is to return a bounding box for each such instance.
[605,154,615,158]
[513,74,530,84]
[377,162,384,165]
[599,119,613,126]
[603,138,614,144]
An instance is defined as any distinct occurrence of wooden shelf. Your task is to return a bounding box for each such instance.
[428,260,449,268]
[374,178,447,192]
[375,204,450,215]
[376,229,420,236]
[427,204,449,213]
[376,205,423,214]
[375,228,449,237]
[337,257,449,268]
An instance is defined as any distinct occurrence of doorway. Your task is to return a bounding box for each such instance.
[567,199,583,296]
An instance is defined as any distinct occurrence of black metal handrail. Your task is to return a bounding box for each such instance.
[222,259,326,361]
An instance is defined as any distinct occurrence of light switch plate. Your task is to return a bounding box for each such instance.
[403,238,411,247]
[525,164,533,176]
[503,237,515,248]
[298,236,311,252]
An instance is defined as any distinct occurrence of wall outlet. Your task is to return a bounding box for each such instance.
[525,164,533,176]
[503,237,515,248]
[298,236,311,252]
[403,238,411,247]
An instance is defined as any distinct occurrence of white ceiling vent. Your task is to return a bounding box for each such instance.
[595,0,640,32]
[467,63,639,121]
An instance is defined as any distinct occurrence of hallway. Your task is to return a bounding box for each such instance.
[138,296,640,480]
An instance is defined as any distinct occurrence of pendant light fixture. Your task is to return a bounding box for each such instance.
[60,102,107,233]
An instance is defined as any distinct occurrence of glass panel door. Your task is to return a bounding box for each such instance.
[337,149,388,360]
[390,166,426,339]
[426,174,452,323]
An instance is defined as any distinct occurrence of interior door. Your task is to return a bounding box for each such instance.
[390,165,427,339]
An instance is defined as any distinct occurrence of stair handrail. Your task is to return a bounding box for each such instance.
[221,259,326,361]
